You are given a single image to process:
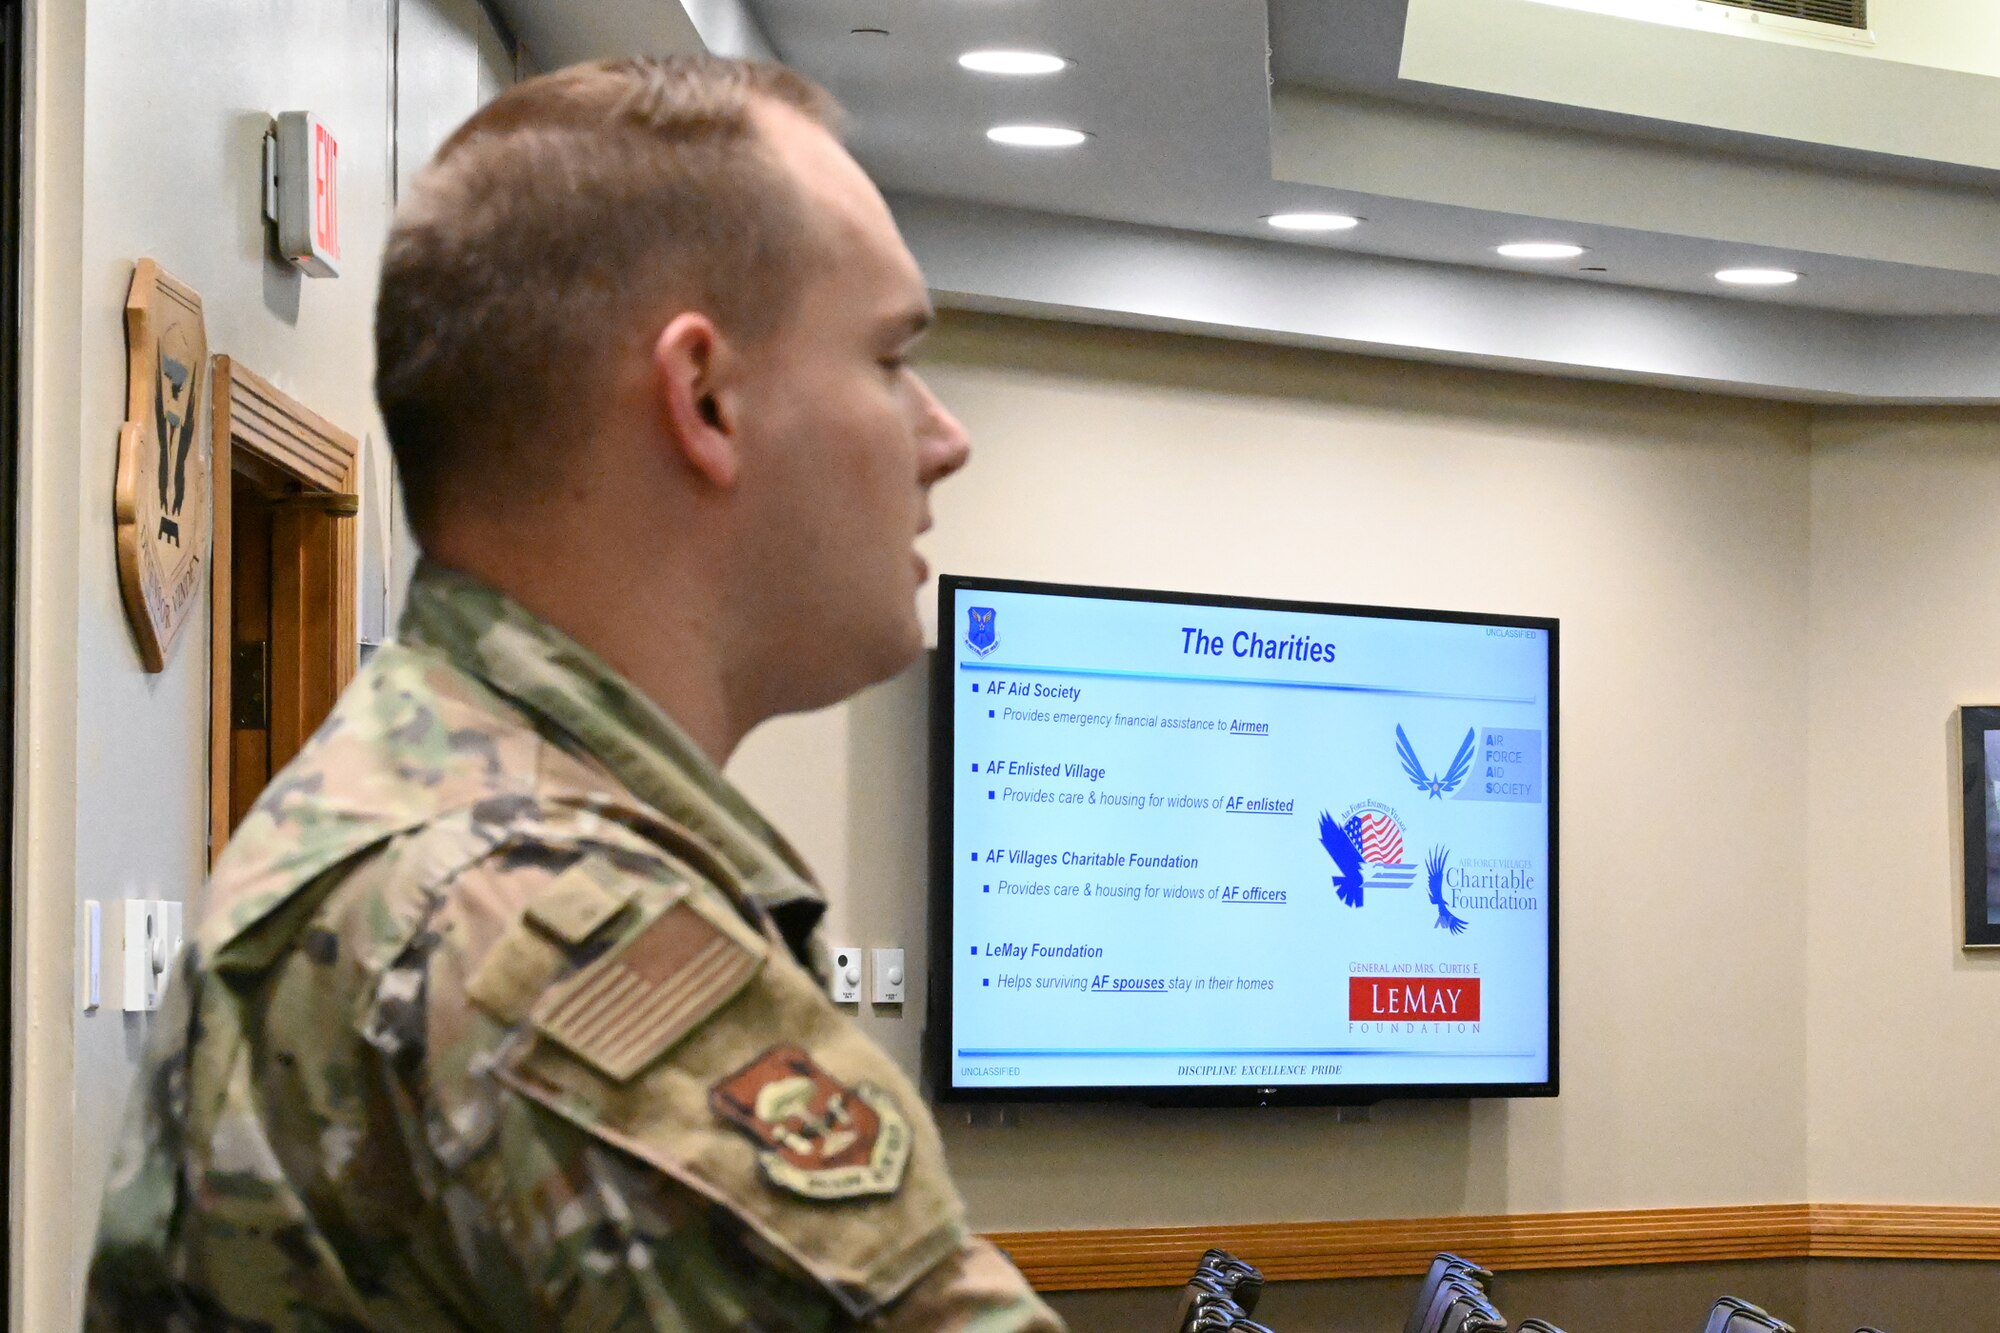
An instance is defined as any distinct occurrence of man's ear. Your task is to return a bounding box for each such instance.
[652,312,740,488]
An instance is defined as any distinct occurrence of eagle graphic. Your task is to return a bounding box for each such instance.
[965,606,997,656]
[1425,846,1469,935]
[152,343,199,546]
[1396,724,1477,799]
[1317,810,1367,908]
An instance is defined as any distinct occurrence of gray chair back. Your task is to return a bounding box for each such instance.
[1701,1297,1796,1333]
[1405,1254,1494,1333]
[1441,1294,1508,1333]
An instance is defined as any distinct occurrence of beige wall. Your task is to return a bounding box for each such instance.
[15,2,511,1326]
[730,314,1817,1230]
[1805,408,2000,1202]
[20,20,2000,1316]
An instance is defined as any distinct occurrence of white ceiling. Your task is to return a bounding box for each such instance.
[489,0,2000,400]
[1385,0,2000,172]
[501,0,699,72]
[747,0,2000,318]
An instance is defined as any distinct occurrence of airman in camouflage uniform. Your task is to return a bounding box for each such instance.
[86,51,1061,1333]
[87,562,1061,1331]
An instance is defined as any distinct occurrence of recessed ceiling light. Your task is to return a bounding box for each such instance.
[959,49,1068,76]
[1497,242,1586,260]
[987,124,1088,149]
[1715,267,1800,286]
[1265,212,1361,232]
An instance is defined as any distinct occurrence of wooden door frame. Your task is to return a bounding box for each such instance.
[207,356,358,864]
[1,0,21,1316]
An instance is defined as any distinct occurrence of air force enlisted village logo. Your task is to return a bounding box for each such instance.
[965,606,998,656]
[1317,802,1417,908]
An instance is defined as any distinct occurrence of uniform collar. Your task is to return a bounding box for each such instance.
[397,559,827,936]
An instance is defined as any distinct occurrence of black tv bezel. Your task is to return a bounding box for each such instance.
[925,573,1561,1108]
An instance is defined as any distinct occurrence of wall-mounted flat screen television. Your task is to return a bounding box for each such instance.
[927,575,1558,1106]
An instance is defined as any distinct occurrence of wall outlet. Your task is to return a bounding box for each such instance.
[828,946,863,1004]
[871,947,905,1005]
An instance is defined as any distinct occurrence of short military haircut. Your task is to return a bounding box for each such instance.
[375,55,841,536]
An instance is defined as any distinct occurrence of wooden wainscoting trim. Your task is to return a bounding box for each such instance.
[984,1203,2000,1292]
[1807,1203,2000,1261]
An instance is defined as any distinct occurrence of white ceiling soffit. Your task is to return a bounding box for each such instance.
[494,0,770,70]
[1268,0,2000,204]
[1268,0,2000,299]
[1500,0,2000,80]
[894,194,2000,405]
[1396,0,2000,172]
[503,0,2000,402]
[1269,88,2000,286]
[681,0,775,61]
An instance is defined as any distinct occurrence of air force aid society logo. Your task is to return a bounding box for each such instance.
[1395,724,1477,799]
[965,606,998,656]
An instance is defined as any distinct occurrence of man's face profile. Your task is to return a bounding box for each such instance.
[722,102,970,701]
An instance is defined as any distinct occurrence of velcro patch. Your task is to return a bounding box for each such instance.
[465,925,567,1026]
[524,862,633,946]
[710,1045,913,1202]
[532,897,762,1082]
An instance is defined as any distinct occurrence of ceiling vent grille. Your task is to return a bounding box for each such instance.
[1709,0,1867,30]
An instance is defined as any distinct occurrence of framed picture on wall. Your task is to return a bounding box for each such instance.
[1962,706,2000,947]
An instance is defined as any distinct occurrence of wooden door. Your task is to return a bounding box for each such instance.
[227,474,273,829]
[208,358,358,860]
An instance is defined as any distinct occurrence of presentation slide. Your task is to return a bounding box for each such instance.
[939,580,1554,1096]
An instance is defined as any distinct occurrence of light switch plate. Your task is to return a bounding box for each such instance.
[871,947,905,1005]
[81,900,102,1011]
[828,945,863,1004]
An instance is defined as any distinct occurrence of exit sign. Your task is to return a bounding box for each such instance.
[266,111,341,278]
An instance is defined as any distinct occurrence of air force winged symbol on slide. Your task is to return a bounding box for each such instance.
[1396,724,1477,799]
[965,606,998,656]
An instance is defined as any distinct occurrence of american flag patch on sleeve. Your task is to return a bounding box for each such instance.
[531,890,765,1082]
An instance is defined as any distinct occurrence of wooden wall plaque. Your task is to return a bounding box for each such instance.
[115,259,211,672]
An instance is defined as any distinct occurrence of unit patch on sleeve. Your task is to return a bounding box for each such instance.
[709,1045,913,1202]
[531,895,762,1082]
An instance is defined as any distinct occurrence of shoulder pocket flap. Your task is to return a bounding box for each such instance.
[524,858,635,946]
